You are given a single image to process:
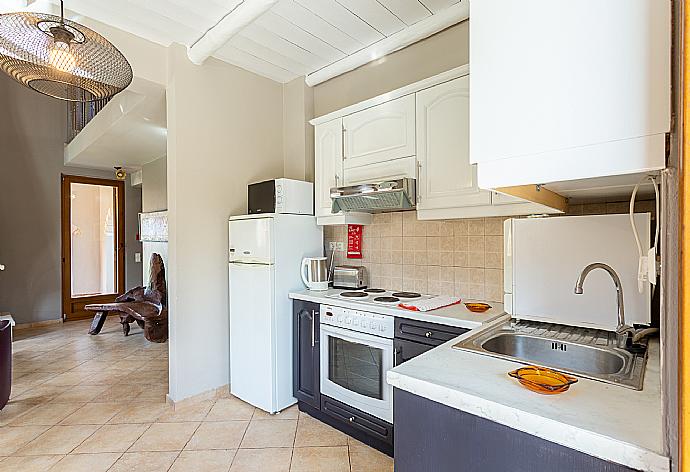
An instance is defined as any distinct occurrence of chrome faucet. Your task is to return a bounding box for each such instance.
[574,263,634,348]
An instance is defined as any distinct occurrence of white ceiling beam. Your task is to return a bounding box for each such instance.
[304,0,469,87]
[188,0,278,65]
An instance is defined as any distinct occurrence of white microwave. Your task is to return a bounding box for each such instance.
[247,178,314,215]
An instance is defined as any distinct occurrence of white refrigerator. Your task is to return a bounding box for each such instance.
[228,213,323,413]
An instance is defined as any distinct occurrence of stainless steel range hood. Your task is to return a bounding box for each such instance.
[330,178,416,213]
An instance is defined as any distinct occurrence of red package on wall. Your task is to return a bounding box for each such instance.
[347,224,363,259]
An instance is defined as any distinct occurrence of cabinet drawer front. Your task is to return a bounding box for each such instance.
[343,95,415,167]
[343,156,416,186]
[321,395,393,445]
[395,318,468,346]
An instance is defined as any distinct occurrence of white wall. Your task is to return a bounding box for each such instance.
[141,156,168,285]
[166,44,284,401]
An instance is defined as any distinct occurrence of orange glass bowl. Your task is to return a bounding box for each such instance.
[464,302,491,313]
[508,366,578,395]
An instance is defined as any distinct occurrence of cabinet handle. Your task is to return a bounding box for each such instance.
[349,416,355,423]
[311,310,316,347]
[335,174,340,186]
[425,331,433,338]
[393,348,399,366]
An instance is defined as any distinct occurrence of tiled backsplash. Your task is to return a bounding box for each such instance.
[324,213,506,303]
[323,200,656,304]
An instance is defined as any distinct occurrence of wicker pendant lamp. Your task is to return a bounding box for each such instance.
[0,0,132,101]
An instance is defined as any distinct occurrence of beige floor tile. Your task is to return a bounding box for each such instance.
[11,383,68,403]
[349,441,394,472]
[185,421,248,451]
[0,425,51,455]
[205,397,255,421]
[0,454,63,472]
[16,425,99,455]
[48,453,121,472]
[0,399,41,426]
[51,385,109,403]
[229,448,292,472]
[91,384,144,403]
[9,402,84,426]
[240,419,297,448]
[74,423,150,453]
[60,402,125,425]
[170,449,236,472]
[135,384,169,402]
[108,451,179,472]
[129,422,199,452]
[41,371,94,386]
[108,402,169,424]
[294,415,348,447]
[252,404,299,421]
[290,446,350,472]
[158,400,213,422]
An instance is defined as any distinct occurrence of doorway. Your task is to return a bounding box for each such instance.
[61,174,125,321]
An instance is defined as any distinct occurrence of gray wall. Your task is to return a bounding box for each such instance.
[142,156,167,212]
[0,73,142,324]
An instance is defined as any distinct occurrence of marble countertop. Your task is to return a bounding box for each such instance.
[288,289,506,329]
[387,320,669,472]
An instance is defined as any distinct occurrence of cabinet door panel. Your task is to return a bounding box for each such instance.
[314,119,343,217]
[416,76,491,210]
[343,95,415,167]
[293,300,320,409]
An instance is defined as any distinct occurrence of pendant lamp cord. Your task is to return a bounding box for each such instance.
[60,0,64,24]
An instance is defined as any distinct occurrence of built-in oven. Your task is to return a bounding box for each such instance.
[319,304,394,423]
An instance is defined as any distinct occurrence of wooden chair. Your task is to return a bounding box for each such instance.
[85,253,168,343]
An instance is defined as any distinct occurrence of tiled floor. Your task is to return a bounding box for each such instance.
[0,318,394,471]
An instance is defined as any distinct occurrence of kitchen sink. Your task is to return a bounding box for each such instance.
[453,320,648,390]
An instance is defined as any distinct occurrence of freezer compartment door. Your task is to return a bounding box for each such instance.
[229,217,274,264]
[229,262,276,412]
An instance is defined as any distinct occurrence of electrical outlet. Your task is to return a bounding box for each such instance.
[328,242,345,251]
[135,252,142,263]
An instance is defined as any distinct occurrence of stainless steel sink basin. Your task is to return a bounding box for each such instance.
[454,320,648,390]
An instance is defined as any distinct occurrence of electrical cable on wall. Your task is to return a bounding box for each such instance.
[629,175,659,294]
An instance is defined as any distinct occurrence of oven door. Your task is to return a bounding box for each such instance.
[320,324,393,423]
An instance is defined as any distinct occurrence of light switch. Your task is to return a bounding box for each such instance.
[0,264,4,271]
[135,253,142,263]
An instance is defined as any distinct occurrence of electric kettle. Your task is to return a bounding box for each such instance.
[301,257,328,291]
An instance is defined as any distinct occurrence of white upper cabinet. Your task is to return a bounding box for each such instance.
[470,0,671,188]
[416,76,491,211]
[342,95,416,169]
[314,118,343,217]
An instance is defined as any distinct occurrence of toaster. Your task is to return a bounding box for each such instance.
[333,265,368,290]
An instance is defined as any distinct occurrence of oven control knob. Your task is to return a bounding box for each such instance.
[352,319,359,326]
[379,325,386,332]
[337,315,343,322]
[276,184,283,194]
[345,317,351,324]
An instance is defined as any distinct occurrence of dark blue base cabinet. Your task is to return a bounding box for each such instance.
[393,389,638,472]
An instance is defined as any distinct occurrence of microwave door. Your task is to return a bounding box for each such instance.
[229,217,274,264]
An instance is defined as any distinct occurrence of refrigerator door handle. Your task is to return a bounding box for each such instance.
[311,310,316,347]
[229,261,273,266]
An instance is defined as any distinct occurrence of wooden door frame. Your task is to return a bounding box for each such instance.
[61,174,126,321]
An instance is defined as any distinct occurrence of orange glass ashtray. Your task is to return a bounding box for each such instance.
[464,302,491,313]
[508,366,578,395]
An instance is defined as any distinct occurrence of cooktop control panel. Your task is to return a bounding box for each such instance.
[319,304,395,339]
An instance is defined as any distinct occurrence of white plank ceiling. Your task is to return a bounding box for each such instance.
[2,0,463,83]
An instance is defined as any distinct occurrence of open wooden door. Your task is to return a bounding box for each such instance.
[61,175,125,321]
